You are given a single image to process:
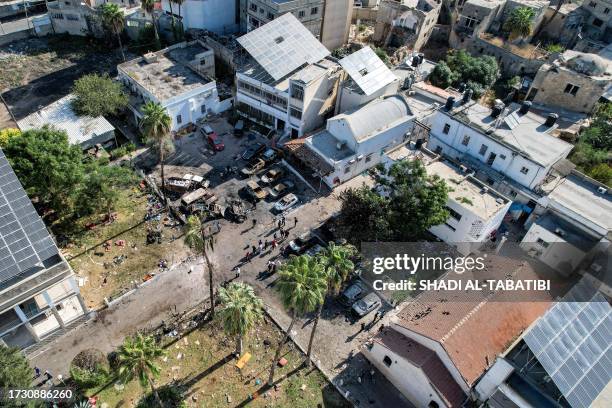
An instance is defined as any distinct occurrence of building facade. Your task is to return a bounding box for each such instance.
[160,0,239,34]
[0,150,88,350]
[118,41,228,131]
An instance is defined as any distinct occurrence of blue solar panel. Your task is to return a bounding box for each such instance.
[0,149,59,285]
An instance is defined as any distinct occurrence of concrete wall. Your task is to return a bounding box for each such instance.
[336,79,399,114]
[160,0,238,34]
[352,5,378,22]
[246,0,324,37]
[321,0,353,50]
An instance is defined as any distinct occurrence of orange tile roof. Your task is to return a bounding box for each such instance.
[394,255,555,386]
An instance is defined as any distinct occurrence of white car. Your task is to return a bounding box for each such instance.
[273,193,298,213]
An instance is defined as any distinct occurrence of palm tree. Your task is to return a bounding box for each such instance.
[140,101,172,202]
[173,0,185,39]
[184,215,217,317]
[99,3,126,61]
[503,7,535,41]
[268,255,326,385]
[141,0,160,46]
[306,243,356,364]
[218,282,264,357]
[117,333,166,408]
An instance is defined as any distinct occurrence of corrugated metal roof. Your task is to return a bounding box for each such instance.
[17,94,115,147]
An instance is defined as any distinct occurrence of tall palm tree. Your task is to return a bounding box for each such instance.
[140,101,172,202]
[99,3,126,61]
[503,7,535,41]
[117,333,166,408]
[173,0,185,39]
[218,282,264,357]
[141,0,160,45]
[184,215,216,317]
[306,243,356,364]
[268,255,326,385]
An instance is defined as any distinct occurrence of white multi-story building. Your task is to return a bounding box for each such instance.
[384,146,511,254]
[297,95,415,187]
[118,41,230,131]
[0,150,88,350]
[427,100,573,201]
[235,13,342,138]
[159,0,239,34]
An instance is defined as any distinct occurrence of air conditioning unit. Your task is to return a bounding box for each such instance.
[597,186,607,194]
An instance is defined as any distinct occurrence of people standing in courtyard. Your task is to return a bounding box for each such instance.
[235,267,241,279]
[294,217,298,228]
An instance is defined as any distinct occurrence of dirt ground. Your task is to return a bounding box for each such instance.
[64,187,190,309]
[89,318,348,408]
[0,35,125,126]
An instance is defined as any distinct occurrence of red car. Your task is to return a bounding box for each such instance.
[202,125,224,151]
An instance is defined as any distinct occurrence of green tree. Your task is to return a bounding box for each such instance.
[375,160,450,241]
[76,163,138,219]
[306,243,356,363]
[429,61,457,89]
[140,101,172,201]
[184,215,216,316]
[72,73,128,117]
[337,187,392,245]
[99,3,126,61]
[503,7,535,40]
[268,255,326,385]
[117,334,165,408]
[218,282,264,357]
[3,127,85,219]
[373,47,389,65]
[0,346,35,408]
[589,163,612,186]
[0,128,20,148]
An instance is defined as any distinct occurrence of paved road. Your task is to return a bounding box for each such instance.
[30,140,412,407]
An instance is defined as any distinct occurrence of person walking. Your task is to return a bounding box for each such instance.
[271,239,277,250]
[251,245,257,254]
[235,267,241,278]
[281,216,286,227]
[293,217,298,228]
[258,242,264,253]
[34,367,41,378]
[252,219,257,229]
[277,219,282,229]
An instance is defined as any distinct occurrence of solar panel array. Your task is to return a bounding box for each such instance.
[504,111,520,130]
[523,280,611,408]
[237,13,330,81]
[0,149,58,285]
[339,46,397,96]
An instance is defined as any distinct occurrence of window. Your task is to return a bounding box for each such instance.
[434,146,443,154]
[520,166,529,174]
[290,107,302,120]
[267,12,274,19]
[66,14,79,21]
[605,8,610,14]
[291,84,304,101]
[52,13,64,19]
[499,154,507,160]
[383,356,392,367]
[537,238,550,248]
[592,18,603,27]
[478,144,488,156]
[249,2,257,12]
[461,135,470,146]
[563,83,579,95]
[442,123,451,134]
[259,8,264,14]
[365,154,373,163]
[588,1,596,7]
[176,115,182,124]
[298,10,306,18]
[344,166,351,174]
[201,105,206,114]
[429,402,440,408]
[509,190,517,198]
[311,6,318,15]
[446,207,462,221]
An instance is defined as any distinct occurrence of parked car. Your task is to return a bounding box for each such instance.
[273,193,298,213]
[241,142,266,161]
[261,148,282,163]
[339,281,368,306]
[206,133,224,151]
[234,120,244,137]
[305,244,325,257]
[283,233,324,256]
[268,180,295,198]
[240,159,266,177]
[244,180,268,201]
[351,292,381,318]
[260,167,284,184]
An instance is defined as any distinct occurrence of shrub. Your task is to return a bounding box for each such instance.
[136,384,185,408]
[0,128,20,147]
[69,349,111,389]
